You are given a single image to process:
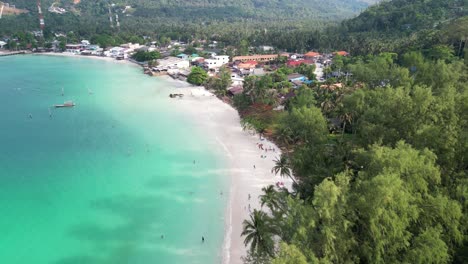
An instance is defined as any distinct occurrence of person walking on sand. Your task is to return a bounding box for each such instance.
[253,165,256,169]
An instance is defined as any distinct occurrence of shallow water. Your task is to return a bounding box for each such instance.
[0,55,226,264]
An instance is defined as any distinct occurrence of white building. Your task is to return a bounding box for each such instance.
[0,41,6,49]
[260,45,274,52]
[106,47,125,57]
[204,55,229,69]
[154,57,190,71]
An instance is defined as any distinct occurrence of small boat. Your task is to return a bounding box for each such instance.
[55,101,75,108]
[169,93,184,98]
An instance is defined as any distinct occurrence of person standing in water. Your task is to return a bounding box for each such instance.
[202,236,205,243]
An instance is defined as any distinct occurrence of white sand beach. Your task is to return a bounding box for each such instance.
[162,77,293,263]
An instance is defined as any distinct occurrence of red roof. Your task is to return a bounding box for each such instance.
[286,59,313,67]
[335,51,349,56]
[304,51,320,57]
[245,60,258,65]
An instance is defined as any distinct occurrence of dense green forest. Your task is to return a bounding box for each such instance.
[234,47,468,264]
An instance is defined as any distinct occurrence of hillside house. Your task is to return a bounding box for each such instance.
[334,51,349,56]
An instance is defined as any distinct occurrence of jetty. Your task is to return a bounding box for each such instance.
[0,51,29,57]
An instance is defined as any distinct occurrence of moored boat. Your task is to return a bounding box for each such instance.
[54,101,75,108]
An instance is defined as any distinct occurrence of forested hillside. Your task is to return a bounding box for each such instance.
[0,0,380,38]
[253,0,468,54]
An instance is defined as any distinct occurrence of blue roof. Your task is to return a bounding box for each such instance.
[191,53,199,57]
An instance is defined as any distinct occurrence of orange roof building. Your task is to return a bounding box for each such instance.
[238,60,258,69]
[335,51,349,56]
[304,51,320,58]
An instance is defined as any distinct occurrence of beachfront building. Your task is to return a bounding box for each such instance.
[105,47,126,58]
[233,54,280,63]
[204,55,229,69]
[153,56,190,71]
[0,41,6,49]
[65,44,81,54]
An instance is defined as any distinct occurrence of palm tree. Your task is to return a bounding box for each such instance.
[271,155,297,185]
[241,210,275,257]
[260,185,278,212]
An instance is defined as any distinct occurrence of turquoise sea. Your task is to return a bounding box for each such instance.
[0,55,227,264]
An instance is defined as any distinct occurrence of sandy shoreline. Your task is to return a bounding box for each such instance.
[35,52,141,68]
[161,78,292,263]
[33,53,289,263]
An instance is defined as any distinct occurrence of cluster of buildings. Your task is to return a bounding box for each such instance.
[146,48,349,97]
[45,38,348,99]
[63,41,145,59]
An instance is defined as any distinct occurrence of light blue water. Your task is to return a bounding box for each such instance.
[0,55,227,264]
